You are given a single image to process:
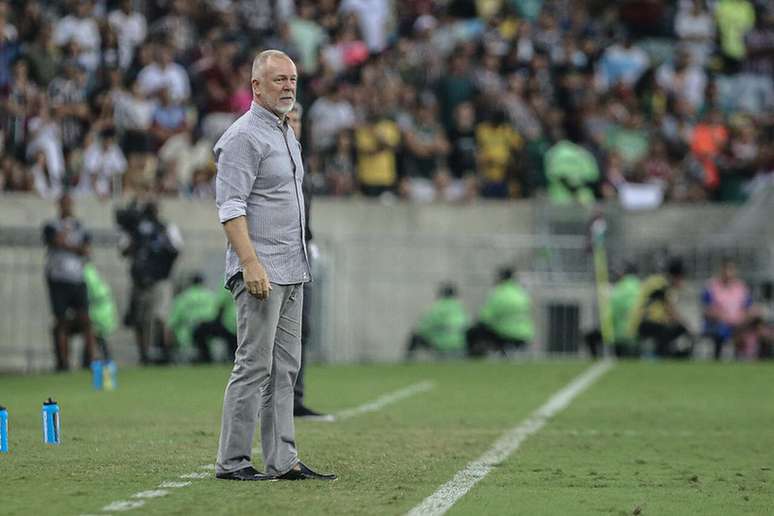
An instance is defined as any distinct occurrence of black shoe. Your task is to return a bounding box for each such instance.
[276,461,337,481]
[294,404,336,422]
[216,466,275,481]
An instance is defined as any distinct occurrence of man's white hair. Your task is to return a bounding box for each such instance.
[251,49,293,81]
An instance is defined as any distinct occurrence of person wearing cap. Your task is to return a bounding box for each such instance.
[406,282,469,359]
[214,49,335,482]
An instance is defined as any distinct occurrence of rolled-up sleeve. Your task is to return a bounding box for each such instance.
[215,132,261,224]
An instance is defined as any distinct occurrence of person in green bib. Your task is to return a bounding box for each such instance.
[193,286,238,363]
[406,283,469,359]
[466,267,534,357]
[168,274,218,362]
[584,263,643,358]
[83,262,117,361]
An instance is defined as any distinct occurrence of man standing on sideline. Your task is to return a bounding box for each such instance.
[214,50,336,481]
[286,102,335,421]
[43,194,96,370]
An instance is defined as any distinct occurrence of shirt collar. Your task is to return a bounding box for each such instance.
[250,101,286,128]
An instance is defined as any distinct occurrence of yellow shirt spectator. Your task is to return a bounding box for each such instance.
[475,121,523,184]
[355,119,401,188]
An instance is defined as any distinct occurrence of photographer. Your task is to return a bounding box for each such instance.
[116,197,182,364]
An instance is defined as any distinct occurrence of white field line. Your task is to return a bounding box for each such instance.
[335,380,435,420]
[407,361,614,516]
[85,463,215,514]
[251,380,435,455]
[91,381,434,514]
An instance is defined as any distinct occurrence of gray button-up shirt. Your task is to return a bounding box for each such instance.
[215,102,310,286]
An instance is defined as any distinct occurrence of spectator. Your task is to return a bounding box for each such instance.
[148,0,196,56]
[435,51,476,132]
[354,101,401,197]
[475,108,523,198]
[544,139,600,205]
[656,50,708,110]
[675,0,716,66]
[308,80,355,156]
[702,258,752,360]
[466,267,534,358]
[446,101,479,201]
[400,96,450,201]
[137,44,190,103]
[53,0,100,72]
[325,129,357,196]
[26,103,66,199]
[715,0,755,69]
[320,18,369,75]
[48,59,89,152]
[595,36,649,91]
[77,127,127,198]
[2,58,39,156]
[21,22,59,88]
[340,0,390,53]
[690,109,729,193]
[288,0,328,75]
[197,37,239,140]
[406,282,469,359]
[108,0,147,71]
[630,257,693,359]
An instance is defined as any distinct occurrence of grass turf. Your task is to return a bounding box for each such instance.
[0,361,772,515]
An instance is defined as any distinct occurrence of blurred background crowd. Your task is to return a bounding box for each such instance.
[1,0,773,206]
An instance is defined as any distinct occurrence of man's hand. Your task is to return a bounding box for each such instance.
[243,259,271,299]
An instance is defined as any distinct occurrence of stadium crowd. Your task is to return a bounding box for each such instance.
[1,0,773,204]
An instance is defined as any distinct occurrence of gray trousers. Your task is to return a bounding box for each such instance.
[216,279,303,476]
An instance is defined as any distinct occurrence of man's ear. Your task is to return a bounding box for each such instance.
[251,79,260,97]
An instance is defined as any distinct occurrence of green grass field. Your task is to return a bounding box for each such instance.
[1,360,773,516]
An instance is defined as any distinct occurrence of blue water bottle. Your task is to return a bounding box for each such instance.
[0,405,8,453]
[91,360,118,390]
[42,398,61,445]
[91,360,104,390]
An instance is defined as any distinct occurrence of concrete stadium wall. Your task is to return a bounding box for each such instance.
[1,194,771,372]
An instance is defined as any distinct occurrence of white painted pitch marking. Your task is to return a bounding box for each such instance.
[101,500,146,512]
[158,480,192,488]
[179,471,210,479]
[407,361,613,516]
[131,490,169,499]
[335,381,435,420]
[198,464,216,470]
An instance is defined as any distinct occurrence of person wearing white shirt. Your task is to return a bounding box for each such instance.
[675,0,716,65]
[27,112,65,200]
[78,128,127,198]
[137,45,191,103]
[307,82,355,153]
[339,0,389,52]
[53,1,101,71]
[108,0,148,70]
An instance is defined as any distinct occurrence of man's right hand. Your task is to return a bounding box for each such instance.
[243,259,271,299]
